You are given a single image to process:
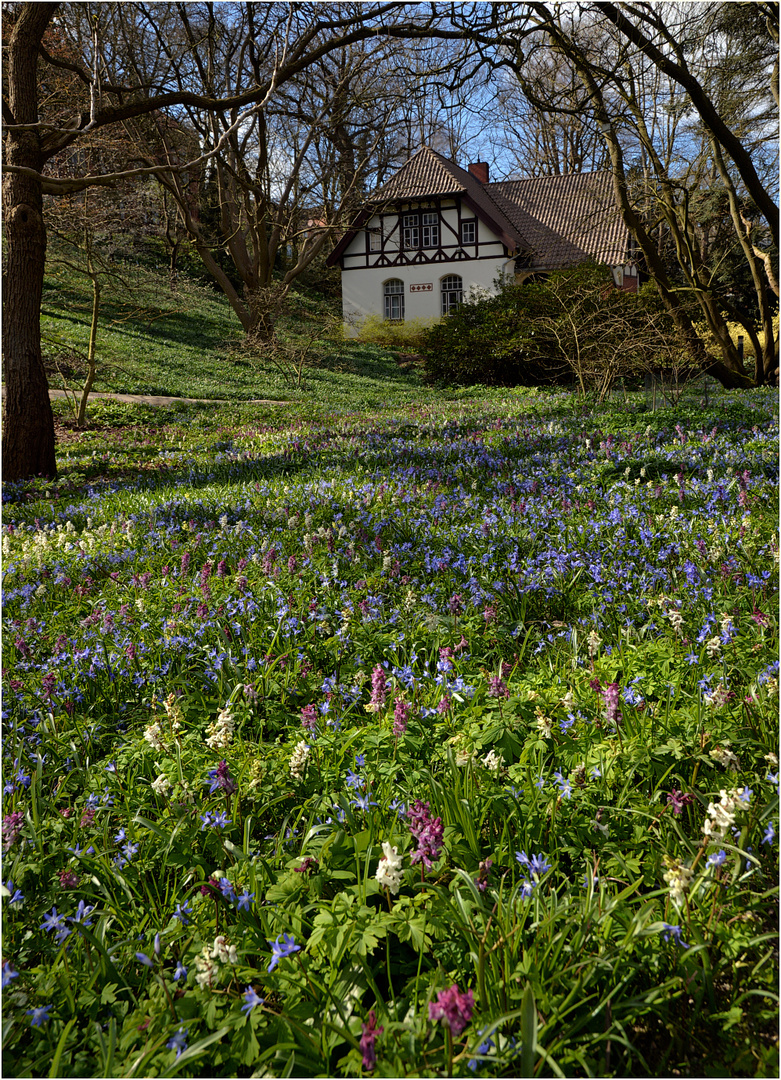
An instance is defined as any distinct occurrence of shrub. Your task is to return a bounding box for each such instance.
[419,266,691,396]
[354,314,434,350]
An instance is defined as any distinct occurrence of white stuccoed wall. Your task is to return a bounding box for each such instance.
[339,205,516,336]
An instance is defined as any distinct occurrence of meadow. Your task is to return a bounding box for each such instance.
[3,256,779,1077]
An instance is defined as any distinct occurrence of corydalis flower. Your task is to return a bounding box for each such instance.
[300,704,318,731]
[662,855,693,907]
[205,702,235,750]
[666,789,693,816]
[408,800,444,870]
[360,1010,383,1071]
[428,983,474,1036]
[289,741,310,782]
[375,841,403,895]
[3,812,24,852]
[393,698,410,736]
[366,665,388,713]
[602,683,622,726]
[207,760,238,795]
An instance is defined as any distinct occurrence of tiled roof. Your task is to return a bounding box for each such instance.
[485,172,628,268]
[369,147,530,251]
[328,148,629,268]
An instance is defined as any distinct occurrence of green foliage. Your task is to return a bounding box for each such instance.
[354,314,435,350]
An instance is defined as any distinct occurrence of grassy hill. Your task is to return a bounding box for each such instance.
[39,239,430,410]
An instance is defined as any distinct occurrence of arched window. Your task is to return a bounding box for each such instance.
[441,274,463,316]
[384,279,405,321]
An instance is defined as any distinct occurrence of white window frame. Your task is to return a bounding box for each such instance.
[402,214,419,249]
[421,211,439,249]
[369,225,382,252]
[384,279,405,322]
[441,274,463,315]
[461,220,476,245]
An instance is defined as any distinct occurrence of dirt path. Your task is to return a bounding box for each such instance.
[44,389,291,407]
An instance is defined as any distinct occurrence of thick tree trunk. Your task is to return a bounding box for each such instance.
[2,3,58,481]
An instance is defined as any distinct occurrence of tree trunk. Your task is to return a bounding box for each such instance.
[2,3,58,481]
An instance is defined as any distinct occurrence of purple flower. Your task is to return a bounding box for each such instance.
[2,811,24,852]
[762,822,775,845]
[300,704,318,731]
[393,698,411,736]
[667,789,694,816]
[408,800,444,870]
[369,664,388,710]
[241,985,264,1015]
[166,1026,188,1059]
[359,1009,383,1071]
[428,983,474,1036]
[218,878,237,903]
[173,960,187,981]
[267,932,301,973]
[487,675,509,700]
[207,760,238,795]
[474,859,493,893]
[602,682,622,726]
[26,1004,53,1027]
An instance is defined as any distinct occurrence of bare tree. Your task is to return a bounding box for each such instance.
[2,1,459,479]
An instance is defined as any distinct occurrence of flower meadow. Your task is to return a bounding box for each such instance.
[2,388,779,1077]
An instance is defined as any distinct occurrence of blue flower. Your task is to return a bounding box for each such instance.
[26,1004,53,1027]
[174,902,192,925]
[706,850,727,867]
[660,924,688,948]
[351,793,378,812]
[5,880,24,905]
[241,985,265,1014]
[762,822,775,846]
[236,890,255,912]
[267,933,301,973]
[737,787,753,803]
[218,878,237,903]
[173,960,187,981]
[167,1026,188,1059]
[2,960,19,988]
[345,769,363,790]
[39,907,67,933]
[71,900,95,926]
[135,952,154,968]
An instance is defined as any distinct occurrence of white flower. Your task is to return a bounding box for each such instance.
[194,947,218,989]
[667,609,685,635]
[151,774,171,797]
[764,753,779,767]
[289,740,310,781]
[211,935,238,965]
[375,842,403,895]
[705,636,722,659]
[143,722,166,752]
[481,749,503,772]
[662,857,693,907]
[709,746,739,771]
[702,788,739,842]
[455,747,476,767]
[205,702,234,750]
[586,630,601,657]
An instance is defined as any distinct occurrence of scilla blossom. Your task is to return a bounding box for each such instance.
[289,741,310,782]
[375,842,403,895]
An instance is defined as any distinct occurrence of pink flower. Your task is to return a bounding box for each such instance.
[359,1010,383,1071]
[428,983,474,1036]
[300,704,318,732]
[393,698,410,736]
[369,665,387,710]
[602,682,622,726]
[408,800,444,870]
[58,869,80,889]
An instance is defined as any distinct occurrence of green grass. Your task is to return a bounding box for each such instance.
[39,239,433,409]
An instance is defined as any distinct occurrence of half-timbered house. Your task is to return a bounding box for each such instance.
[326,147,639,334]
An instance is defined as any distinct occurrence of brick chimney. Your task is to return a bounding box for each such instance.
[468,161,489,184]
